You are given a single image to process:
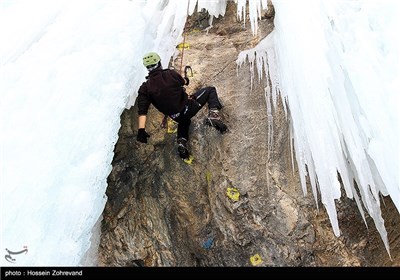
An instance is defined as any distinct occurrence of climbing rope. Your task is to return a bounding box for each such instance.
[179,0,191,76]
[161,3,191,132]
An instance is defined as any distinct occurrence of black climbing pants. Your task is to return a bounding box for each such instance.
[172,86,222,140]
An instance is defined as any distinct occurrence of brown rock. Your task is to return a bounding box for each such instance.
[97,1,400,267]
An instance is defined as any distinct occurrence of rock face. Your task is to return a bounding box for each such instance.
[98,2,399,267]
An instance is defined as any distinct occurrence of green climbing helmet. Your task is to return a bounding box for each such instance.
[143,52,161,68]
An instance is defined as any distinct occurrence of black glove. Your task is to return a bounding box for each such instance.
[137,128,150,143]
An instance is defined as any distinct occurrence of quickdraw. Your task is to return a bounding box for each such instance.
[184,65,193,78]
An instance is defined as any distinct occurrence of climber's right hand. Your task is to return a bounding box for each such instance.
[137,128,150,143]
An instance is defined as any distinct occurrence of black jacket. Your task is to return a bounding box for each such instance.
[137,67,188,116]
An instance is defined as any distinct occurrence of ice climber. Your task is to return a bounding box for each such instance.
[136,52,227,160]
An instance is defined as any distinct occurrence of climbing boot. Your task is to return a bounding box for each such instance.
[177,138,190,159]
[205,108,227,133]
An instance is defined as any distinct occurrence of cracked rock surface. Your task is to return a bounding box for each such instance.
[98,2,400,267]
